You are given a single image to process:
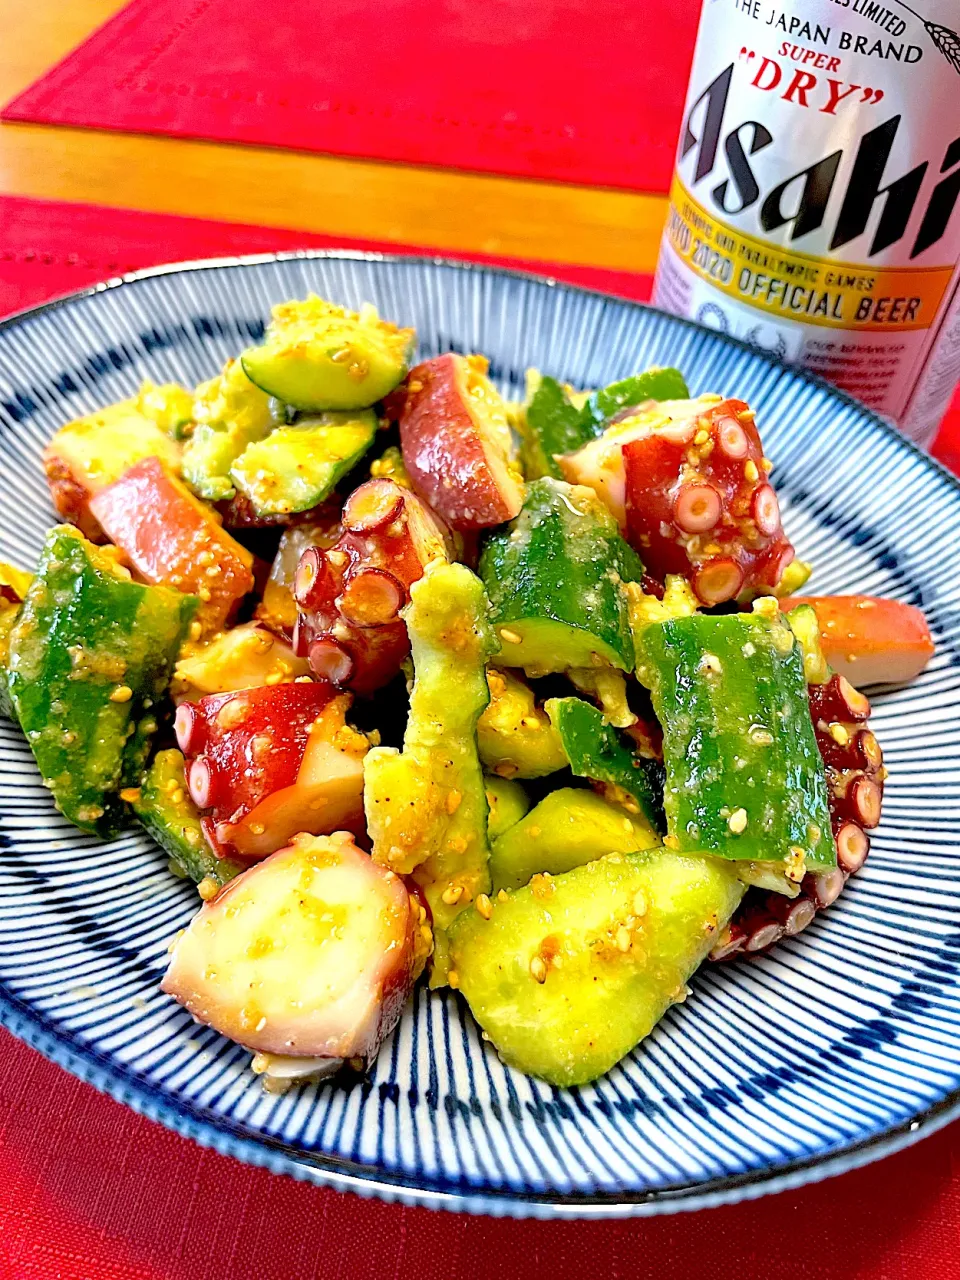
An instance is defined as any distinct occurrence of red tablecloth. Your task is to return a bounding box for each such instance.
[1,194,960,1280]
[1,0,700,192]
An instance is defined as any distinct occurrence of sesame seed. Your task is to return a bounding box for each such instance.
[744,459,759,483]
[441,884,464,906]
[109,685,133,703]
[828,723,850,745]
[476,893,493,920]
[529,956,547,983]
[615,926,632,953]
[727,808,748,834]
[499,628,522,646]
[761,457,773,473]
[197,876,218,901]
[497,889,510,903]
[632,891,648,917]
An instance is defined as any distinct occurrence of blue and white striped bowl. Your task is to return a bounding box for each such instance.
[0,253,955,1217]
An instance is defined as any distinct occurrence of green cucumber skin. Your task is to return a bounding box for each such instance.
[523,369,691,479]
[523,377,587,479]
[639,613,834,869]
[134,749,242,886]
[544,695,665,832]
[578,367,690,436]
[8,527,196,837]
[479,478,643,673]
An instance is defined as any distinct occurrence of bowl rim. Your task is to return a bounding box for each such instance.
[1,247,958,1218]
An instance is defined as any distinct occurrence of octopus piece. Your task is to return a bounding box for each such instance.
[619,398,795,604]
[162,832,420,1074]
[397,353,524,531]
[175,682,369,861]
[293,478,452,695]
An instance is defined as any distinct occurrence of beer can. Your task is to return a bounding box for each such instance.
[654,0,960,445]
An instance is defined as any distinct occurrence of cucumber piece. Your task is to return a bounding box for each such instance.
[0,599,20,720]
[477,668,568,779]
[241,297,415,412]
[174,622,310,696]
[8,527,197,836]
[521,376,587,480]
[485,775,530,841]
[364,561,499,984]
[521,369,690,480]
[136,381,195,440]
[230,410,377,517]
[490,787,661,891]
[479,478,643,675]
[638,609,834,874]
[449,848,743,1086]
[772,558,813,598]
[133,749,243,887]
[181,359,274,501]
[545,695,665,833]
[578,367,690,436]
[786,603,829,685]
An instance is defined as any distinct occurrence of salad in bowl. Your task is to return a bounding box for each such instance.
[0,293,933,1093]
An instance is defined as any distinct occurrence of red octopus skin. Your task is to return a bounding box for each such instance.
[175,682,336,851]
[397,353,524,531]
[622,398,794,604]
[710,674,885,963]
[293,478,452,696]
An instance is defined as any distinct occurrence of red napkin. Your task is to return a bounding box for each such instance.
[1,194,959,1279]
[0,0,701,193]
[0,194,656,319]
[3,1027,960,1280]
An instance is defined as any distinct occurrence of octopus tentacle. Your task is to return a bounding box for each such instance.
[293,479,452,695]
[711,672,885,962]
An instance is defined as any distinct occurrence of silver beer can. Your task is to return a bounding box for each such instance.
[654,0,960,444]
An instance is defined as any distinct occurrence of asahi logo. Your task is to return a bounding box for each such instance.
[680,62,960,258]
